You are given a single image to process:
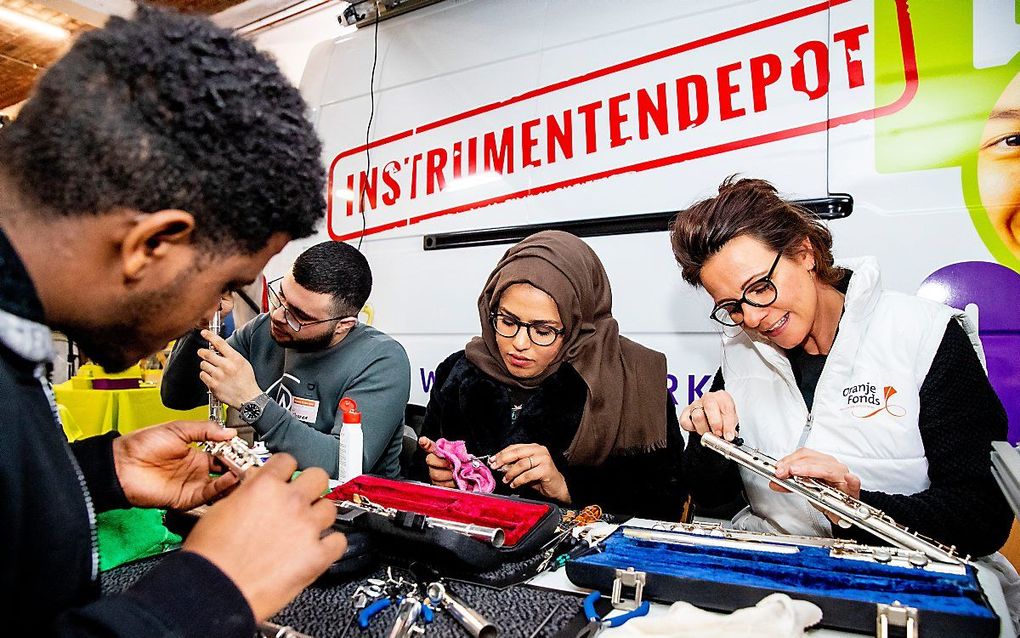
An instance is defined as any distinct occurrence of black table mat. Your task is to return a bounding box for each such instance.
[101,555,586,637]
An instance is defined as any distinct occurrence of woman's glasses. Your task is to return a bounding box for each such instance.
[710,252,782,327]
[490,313,564,347]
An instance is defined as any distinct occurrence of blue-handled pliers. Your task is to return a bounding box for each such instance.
[575,590,650,637]
[357,596,435,629]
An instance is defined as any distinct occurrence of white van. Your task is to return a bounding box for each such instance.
[283,0,1019,434]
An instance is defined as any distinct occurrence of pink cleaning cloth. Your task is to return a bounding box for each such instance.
[433,438,496,493]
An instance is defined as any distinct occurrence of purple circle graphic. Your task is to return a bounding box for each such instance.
[918,261,1020,443]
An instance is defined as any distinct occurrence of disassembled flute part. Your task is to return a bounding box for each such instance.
[426,582,498,638]
[201,436,264,479]
[207,308,225,428]
[335,494,506,547]
[700,432,967,565]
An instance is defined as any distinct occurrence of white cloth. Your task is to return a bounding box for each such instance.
[611,593,822,638]
[976,553,1020,636]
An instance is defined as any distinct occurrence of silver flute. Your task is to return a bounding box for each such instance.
[637,522,966,574]
[207,309,225,427]
[335,498,506,547]
[700,432,966,565]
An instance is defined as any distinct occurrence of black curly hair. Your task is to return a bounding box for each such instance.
[0,5,324,254]
[293,241,372,316]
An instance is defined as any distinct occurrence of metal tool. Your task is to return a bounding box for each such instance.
[387,596,425,638]
[358,569,434,634]
[575,590,649,637]
[257,620,314,638]
[427,581,498,638]
[527,602,564,638]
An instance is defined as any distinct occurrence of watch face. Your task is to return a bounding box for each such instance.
[241,403,262,422]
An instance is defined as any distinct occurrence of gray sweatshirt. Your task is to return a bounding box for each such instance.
[161,315,410,478]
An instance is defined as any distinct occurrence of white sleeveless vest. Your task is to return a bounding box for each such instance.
[721,257,984,537]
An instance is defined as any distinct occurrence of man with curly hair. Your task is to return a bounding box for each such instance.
[0,6,346,635]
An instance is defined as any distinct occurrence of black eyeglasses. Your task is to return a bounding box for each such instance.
[710,252,782,327]
[267,278,356,332]
[490,313,565,347]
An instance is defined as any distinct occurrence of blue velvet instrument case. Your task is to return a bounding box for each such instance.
[565,526,999,636]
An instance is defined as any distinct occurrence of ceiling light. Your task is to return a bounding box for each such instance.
[0,6,70,40]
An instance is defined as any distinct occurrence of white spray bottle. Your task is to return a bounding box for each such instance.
[337,396,363,484]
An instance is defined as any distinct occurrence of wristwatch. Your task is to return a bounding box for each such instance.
[239,392,271,424]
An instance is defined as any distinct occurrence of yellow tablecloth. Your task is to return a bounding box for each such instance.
[54,381,207,441]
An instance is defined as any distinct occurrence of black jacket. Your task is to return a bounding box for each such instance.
[0,228,253,636]
[415,351,687,520]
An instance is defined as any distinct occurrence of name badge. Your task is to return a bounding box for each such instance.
[290,396,320,423]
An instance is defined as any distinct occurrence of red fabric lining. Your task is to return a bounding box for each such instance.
[326,476,551,547]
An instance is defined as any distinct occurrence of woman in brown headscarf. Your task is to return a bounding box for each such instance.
[415,231,686,520]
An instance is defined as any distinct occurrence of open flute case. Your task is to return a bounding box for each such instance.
[325,475,562,571]
[566,434,1001,637]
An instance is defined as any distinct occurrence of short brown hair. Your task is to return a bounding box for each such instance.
[669,176,841,288]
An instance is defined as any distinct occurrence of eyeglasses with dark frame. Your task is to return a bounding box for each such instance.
[267,277,356,333]
[490,312,565,347]
[710,252,782,327]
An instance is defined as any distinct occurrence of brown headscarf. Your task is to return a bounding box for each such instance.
[465,231,667,465]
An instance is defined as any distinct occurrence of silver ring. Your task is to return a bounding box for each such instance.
[528,457,534,470]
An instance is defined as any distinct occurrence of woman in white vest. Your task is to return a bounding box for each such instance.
[670,177,1015,585]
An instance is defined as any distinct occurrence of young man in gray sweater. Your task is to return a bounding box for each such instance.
[162,241,411,478]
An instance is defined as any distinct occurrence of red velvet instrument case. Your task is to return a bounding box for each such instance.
[325,476,562,569]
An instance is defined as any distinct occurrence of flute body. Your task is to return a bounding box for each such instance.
[700,432,965,565]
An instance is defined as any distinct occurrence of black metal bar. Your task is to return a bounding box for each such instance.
[422,195,852,251]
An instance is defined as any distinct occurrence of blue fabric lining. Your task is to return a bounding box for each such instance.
[574,528,993,618]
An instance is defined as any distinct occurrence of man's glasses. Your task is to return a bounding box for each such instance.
[490,313,564,347]
[267,278,355,332]
[710,252,782,327]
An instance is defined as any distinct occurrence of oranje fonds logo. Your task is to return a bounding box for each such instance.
[843,383,906,419]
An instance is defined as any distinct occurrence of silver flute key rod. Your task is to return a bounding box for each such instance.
[651,520,838,548]
[207,309,225,427]
[624,527,800,554]
[700,432,966,565]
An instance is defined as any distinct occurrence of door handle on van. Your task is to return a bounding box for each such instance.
[422,194,852,251]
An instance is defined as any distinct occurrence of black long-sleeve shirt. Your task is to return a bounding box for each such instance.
[414,351,687,521]
[683,319,1013,557]
[0,227,254,636]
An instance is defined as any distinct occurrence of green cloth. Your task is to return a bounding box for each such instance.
[97,508,181,571]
